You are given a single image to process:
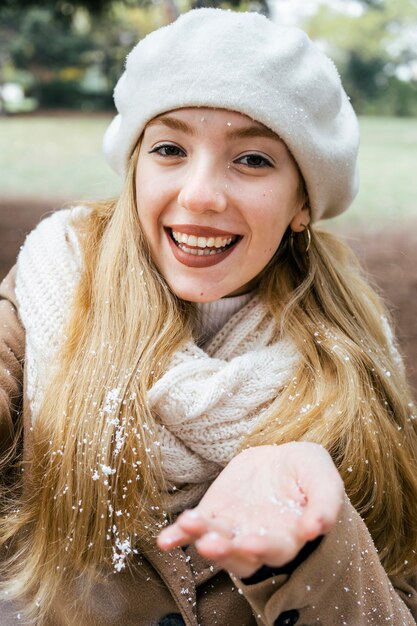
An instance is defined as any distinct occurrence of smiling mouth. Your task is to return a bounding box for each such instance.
[169,228,240,256]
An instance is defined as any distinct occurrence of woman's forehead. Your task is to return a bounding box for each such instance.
[146,107,283,143]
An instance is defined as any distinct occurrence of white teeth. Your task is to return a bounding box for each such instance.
[178,243,227,255]
[187,234,198,246]
[171,230,236,249]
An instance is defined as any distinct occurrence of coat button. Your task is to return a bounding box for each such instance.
[158,614,186,626]
[274,609,300,625]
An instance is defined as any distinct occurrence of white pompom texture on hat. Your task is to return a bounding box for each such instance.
[103,8,360,222]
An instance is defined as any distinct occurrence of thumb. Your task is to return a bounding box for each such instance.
[295,445,345,540]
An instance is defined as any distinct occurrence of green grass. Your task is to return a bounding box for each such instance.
[332,116,417,230]
[0,114,416,226]
[0,114,121,200]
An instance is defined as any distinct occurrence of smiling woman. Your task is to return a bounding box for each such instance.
[1,7,417,626]
[136,108,309,300]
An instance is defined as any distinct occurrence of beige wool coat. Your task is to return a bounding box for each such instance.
[1,267,417,626]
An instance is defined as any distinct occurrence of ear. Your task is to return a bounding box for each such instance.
[290,205,311,233]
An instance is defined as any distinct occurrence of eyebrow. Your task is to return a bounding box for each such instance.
[228,125,280,141]
[146,116,196,134]
[146,115,280,142]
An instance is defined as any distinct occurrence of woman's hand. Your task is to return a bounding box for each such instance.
[157,442,344,578]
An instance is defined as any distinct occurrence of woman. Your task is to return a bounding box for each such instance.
[0,8,416,625]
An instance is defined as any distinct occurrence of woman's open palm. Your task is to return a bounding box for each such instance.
[157,442,344,577]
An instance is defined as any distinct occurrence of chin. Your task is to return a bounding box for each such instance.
[177,292,226,304]
[170,283,229,303]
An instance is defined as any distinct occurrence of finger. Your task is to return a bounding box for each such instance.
[298,493,343,540]
[217,556,262,579]
[195,531,234,561]
[157,507,238,551]
[195,532,262,578]
[232,531,301,568]
[178,508,237,540]
[295,450,345,539]
[300,478,344,538]
[175,509,211,539]
[157,523,194,551]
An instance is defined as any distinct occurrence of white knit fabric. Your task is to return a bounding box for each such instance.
[195,293,254,345]
[15,208,300,511]
[103,8,360,221]
[15,207,86,416]
[151,299,300,510]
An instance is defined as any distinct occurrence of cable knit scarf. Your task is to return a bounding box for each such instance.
[15,208,301,512]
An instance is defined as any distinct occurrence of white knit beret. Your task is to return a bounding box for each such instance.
[103,8,360,222]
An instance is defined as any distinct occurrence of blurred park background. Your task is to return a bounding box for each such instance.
[0,0,416,391]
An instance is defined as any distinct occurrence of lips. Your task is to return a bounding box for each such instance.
[165,225,241,268]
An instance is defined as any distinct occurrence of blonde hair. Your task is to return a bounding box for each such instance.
[1,143,417,623]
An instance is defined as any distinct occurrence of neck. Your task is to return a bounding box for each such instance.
[194,292,254,345]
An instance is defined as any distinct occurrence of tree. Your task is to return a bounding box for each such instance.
[0,2,150,110]
[304,0,417,115]
[0,0,115,16]
[0,0,269,112]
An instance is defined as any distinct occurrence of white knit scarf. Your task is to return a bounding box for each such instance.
[15,208,301,512]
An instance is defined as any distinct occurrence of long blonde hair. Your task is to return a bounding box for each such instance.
[1,143,417,622]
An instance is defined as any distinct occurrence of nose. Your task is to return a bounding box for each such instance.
[177,159,228,214]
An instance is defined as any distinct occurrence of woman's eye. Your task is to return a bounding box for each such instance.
[149,144,185,157]
[236,154,273,168]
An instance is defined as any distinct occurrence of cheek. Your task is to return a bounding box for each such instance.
[136,166,176,216]
[248,185,300,234]
[245,204,293,261]
[136,178,160,230]
[247,204,286,241]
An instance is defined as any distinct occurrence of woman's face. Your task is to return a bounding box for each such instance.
[135,108,310,302]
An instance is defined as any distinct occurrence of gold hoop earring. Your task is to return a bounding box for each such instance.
[289,224,311,255]
[303,224,312,253]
